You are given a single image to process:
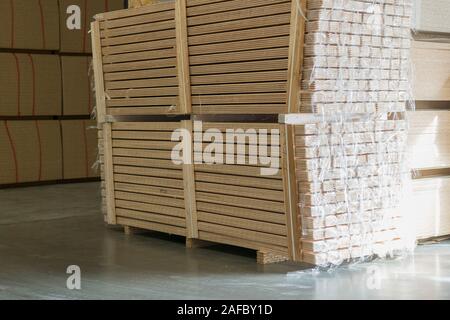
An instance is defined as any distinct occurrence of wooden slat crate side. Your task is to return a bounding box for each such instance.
[94,2,188,116]
[101,121,195,237]
[193,121,292,257]
[407,110,450,170]
[186,0,297,115]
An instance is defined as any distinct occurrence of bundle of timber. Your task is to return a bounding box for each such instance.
[91,0,304,117]
[93,0,418,266]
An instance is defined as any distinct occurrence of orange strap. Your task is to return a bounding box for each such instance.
[38,0,47,49]
[12,53,21,116]
[4,121,19,183]
[82,121,90,178]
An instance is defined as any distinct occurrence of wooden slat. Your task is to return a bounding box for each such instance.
[113,148,174,160]
[286,0,306,113]
[103,123,116,224]
[114,174,183,189]
[190,48,289,65]
[103,39,176,56]
[113,122,181,131]
[196,202,286,224]
[192,93,286,104]
[91,22,107,123]
[182,120,198,238]
[175,0,192,114]
[188,13,291,36]
[113,157,179,170]
[190,59,288,75]
[116,217,186,237]
[104,68,177,81]
[195,172,284,190]
[196,192,285,213]
[198,212,287,236]
[188,25,290,45]
[116,200,185,219]
[116,208,186,227]
[189,36,290,56]
[105,77,178,90]
[114,165,183,179]
[103,48,176,64]
[101,29,176,47]
[196,181,284,201]
[197,222,287,247]
[115,190,185,207]
[107,97,179,107]
[187,1,290,26]
[191,82,286,95]
[112,140,176,150]
[115,182,184,199]
[101,20,175,39]
[187,0,289,17]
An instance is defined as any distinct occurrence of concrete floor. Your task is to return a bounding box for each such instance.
[0,182,449,300]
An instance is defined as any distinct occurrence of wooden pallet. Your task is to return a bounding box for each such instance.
[91,0,306,117]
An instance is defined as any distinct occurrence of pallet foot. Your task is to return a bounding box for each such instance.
[123,225,148,236]
[257,251,289,265]
[186,238,214,249]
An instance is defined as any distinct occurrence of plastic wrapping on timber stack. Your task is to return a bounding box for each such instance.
[294,0,416,266]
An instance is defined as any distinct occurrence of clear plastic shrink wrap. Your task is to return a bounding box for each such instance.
[296,0,415,266]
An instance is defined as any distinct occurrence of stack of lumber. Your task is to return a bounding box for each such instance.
[92,0,417,266]
[409,52,450,240]
[292,119,409,265]
[293,0,414,265]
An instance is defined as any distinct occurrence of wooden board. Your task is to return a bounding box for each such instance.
[411,176,450,240]
[412,41,450,101]
[408,110,450,170]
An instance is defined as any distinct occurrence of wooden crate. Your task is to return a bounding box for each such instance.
[100,119,301,263]
[91,0,306,118]
[99,121,194,236]
[92,1,191,119]
[193,121,300,261]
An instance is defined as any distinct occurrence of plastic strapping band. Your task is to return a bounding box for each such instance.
[82,121,90,178]
[12,53,21,116]
[10,0,15,48]
[83,0,89,52]
[105,0,109,12]
[38,0,46,49]
[4,121,19,183]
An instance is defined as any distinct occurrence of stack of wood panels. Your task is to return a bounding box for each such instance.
[292,119,409,265]
[100,121,192,236]
[186,0,295,115]
[409,39,450,241]
[301,0,412,114]
[94,1,191,116]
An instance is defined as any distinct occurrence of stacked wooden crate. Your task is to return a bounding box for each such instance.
[93,0,415,265]
[409,40,450,240]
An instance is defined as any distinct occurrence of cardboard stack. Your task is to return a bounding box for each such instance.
[0,1,124,186]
